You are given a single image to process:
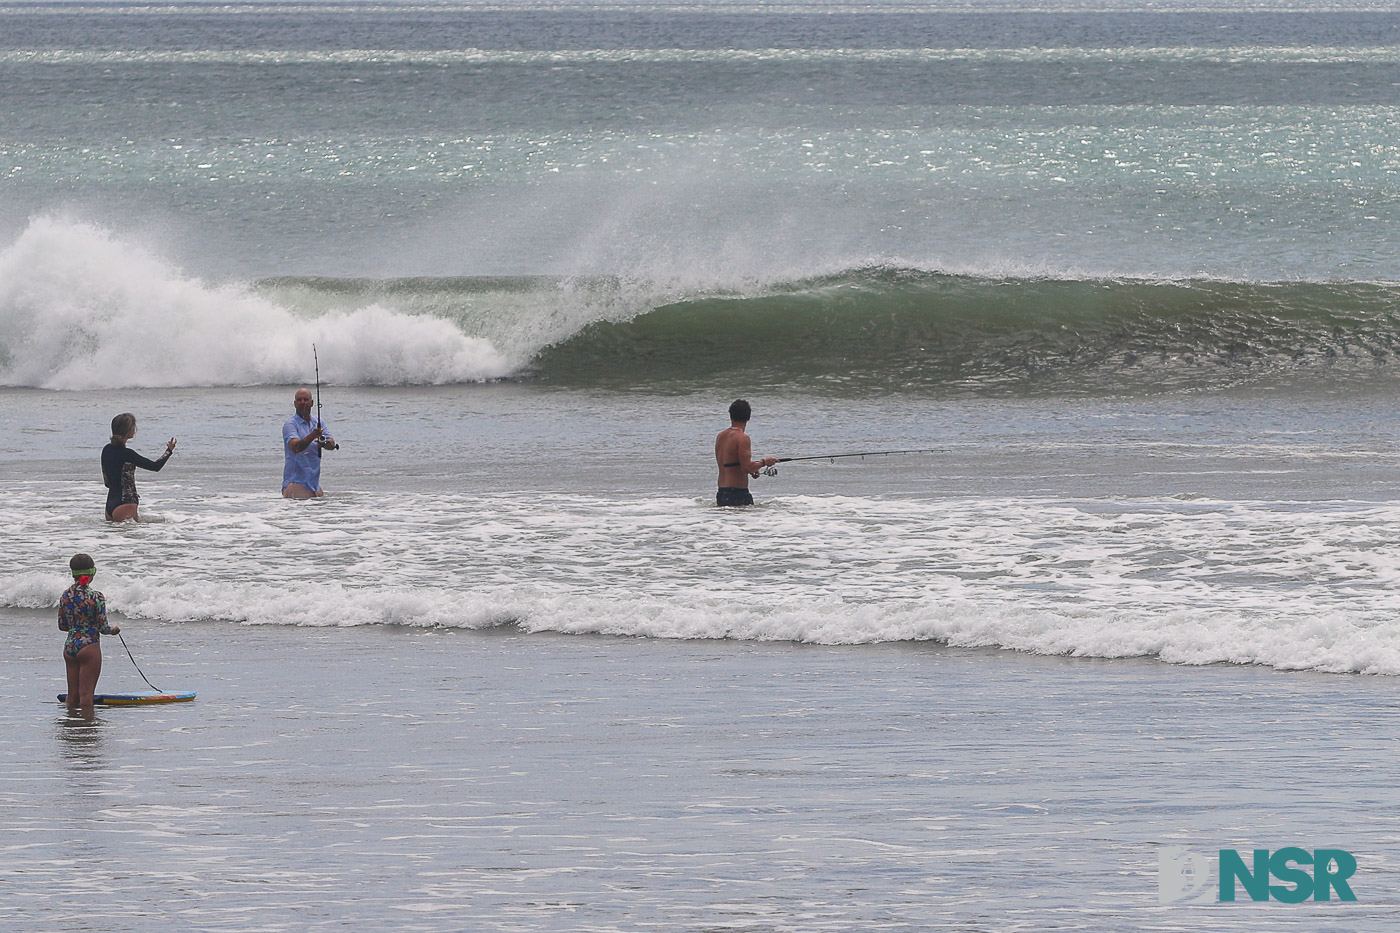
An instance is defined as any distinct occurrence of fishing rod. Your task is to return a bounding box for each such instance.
[761,447,943,476]
[312,344,338,453]
[116,631,162,693]
[313,344,324,458]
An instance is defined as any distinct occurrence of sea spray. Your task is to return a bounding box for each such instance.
[0,218,512,389]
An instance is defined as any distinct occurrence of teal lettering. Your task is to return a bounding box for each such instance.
[1219,849,1269,902]
[1313,849,1358,901]
[1269,848,1314,903]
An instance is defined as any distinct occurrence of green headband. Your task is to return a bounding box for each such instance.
[72,568,96,578]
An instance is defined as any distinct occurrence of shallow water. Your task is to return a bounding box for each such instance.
[5,384,1400,673]
[4,612,1399,931]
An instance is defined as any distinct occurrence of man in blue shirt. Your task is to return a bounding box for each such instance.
[282,387,338,498]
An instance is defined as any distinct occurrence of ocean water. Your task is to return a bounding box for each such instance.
[4,615,1400,932]
[6,0,1400,928]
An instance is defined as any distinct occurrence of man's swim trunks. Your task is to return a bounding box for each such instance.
[716,487,754,507]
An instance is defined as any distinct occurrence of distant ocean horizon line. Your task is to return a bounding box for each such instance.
[7,0,1400,13]
[10,46,1400,63]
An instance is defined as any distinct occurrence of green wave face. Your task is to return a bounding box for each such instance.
[527,272,1400,395]
[255,271,1400,395]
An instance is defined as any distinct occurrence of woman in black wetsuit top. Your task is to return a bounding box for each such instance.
[102,412,177,522]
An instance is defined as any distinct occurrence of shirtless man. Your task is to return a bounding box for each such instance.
[282,387,338,498]
[715,399,777,507]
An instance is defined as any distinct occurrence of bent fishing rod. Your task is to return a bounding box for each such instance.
[312,344,338,453]
[760,447,944,476]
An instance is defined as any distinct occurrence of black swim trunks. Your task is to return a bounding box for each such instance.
[716,487,754,507]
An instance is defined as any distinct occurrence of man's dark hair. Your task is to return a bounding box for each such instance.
[729,399,751,422]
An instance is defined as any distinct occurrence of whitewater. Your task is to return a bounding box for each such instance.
[6,486,1400,672]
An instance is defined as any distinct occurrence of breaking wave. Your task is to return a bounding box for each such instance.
[7,217,1400,394]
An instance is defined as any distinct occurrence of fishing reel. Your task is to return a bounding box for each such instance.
[761,465,779,477]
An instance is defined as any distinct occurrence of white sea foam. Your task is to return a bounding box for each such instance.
[0,217,512,388]
[7,485,1400,675]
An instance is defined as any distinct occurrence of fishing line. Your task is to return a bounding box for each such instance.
[116,631,162,693]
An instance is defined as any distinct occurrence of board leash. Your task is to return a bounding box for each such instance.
[116,631,162,693]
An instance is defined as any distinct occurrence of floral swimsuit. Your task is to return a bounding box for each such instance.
[59,582,113,660]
